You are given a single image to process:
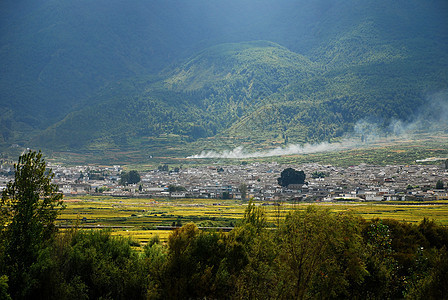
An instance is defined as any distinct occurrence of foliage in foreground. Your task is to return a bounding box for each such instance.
[1,208,448,299]
[0,152,447,298]
[0,151,64,299]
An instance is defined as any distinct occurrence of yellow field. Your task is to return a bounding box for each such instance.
[58,196,448,246]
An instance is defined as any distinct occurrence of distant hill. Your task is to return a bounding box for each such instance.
[34,41,316,150]
[1,0,447,158]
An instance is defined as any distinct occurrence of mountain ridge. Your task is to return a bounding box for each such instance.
[1,0,447,158]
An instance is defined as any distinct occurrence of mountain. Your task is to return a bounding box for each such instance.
[1,0,447,158]
[34,41,317,150]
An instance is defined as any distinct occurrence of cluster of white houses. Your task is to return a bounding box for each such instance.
[1,161,447,202]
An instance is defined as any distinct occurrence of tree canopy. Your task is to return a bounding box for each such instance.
[0,150,64,299]
[120,170,141,185]
[277,167,306,187]
[1,195,448,298]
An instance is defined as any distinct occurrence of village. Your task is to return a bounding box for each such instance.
[1,159,447,202]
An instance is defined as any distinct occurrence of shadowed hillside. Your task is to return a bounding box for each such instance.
[0,0,447,158]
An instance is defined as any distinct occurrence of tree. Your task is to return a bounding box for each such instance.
[233,201,276,299]
[222,191,231,199]
[0,151,64,298]
[277,168,306,187]
[311,171,327,179]
[158,165,169,172]
[119,170,141,185]
[436,180,444,189]
[239,183,248,200]
[361,220,397,298]
[275,207,367,299]
[127,170,141,184]
[0,275,11,300]
[168,185,186,192]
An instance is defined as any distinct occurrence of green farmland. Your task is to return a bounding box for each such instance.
[58,196,448,246]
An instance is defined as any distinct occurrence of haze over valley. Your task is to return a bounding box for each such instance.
[1,0,447,161]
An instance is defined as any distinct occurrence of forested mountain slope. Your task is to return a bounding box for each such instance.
[1,0,447,155]
[34,41,317,149]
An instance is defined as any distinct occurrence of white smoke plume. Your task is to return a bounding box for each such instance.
[415,157,448,163]
[188,90,448,159]
[187,142,355,159]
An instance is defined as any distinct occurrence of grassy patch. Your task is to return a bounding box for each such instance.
[58,196,448,247]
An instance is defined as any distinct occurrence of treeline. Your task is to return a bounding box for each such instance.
[1,204,447,299]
